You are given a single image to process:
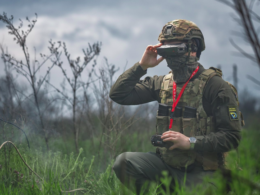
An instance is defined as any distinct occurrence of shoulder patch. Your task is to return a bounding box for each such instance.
[229,106,238,120]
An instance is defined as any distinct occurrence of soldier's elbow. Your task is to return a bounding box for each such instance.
[234,134,241,149]
[232,140,240,150]
[109,91,114,100]
[109,91,124,105]
[109,92,117,103]
[230,133,241,150]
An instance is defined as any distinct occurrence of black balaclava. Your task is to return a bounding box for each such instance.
[166,39,201,83]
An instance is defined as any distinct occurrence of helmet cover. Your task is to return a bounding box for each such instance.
[158,19,205,52]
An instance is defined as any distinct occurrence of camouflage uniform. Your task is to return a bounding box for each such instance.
[110,20,242,194]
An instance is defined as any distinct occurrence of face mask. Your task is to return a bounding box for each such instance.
[166,56,198,83]
[157,42,199,83]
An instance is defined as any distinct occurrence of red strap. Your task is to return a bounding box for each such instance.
[169,66,199,129]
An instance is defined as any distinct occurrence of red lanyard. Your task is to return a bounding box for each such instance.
[169,66,199,129]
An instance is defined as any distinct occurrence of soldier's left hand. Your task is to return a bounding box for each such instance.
[161,131,190,150]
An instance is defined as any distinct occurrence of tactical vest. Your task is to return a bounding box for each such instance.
[156,67,244,171]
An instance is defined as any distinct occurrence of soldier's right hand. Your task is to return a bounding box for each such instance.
[139,43,164,70]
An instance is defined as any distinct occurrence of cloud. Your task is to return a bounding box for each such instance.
[0,0,259,97]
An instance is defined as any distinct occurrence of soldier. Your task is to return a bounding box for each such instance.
[110,19,243,194]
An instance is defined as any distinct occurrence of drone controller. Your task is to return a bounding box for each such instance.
[151,135,167,147]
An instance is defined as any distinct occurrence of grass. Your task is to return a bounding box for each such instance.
[0,122,260,194]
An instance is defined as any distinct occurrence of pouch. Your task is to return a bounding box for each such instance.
[183,118,197,136]
[169,117,182,133]
[156,116,169,135]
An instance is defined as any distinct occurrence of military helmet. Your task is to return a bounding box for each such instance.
[158,19,205,52]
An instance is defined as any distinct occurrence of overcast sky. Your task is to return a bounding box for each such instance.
[0,0,260,98]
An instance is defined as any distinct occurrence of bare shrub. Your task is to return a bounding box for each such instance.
[0,13,62,149]
[47,41,101,152]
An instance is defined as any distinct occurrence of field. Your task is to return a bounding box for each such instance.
[0,122,260,195]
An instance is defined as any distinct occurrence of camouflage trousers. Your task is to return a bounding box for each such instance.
[113,152,216,194]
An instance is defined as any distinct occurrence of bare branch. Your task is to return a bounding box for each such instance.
[230,39,257,62]
[218,0,260,69]
[247,74,260,86]
[35,63,55,95]
[34,53,54,75]
[46,80,72,105]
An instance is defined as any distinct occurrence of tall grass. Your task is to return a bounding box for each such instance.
[1,122,260,194]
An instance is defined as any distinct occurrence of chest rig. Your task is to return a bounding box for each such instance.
[156,67,224,170]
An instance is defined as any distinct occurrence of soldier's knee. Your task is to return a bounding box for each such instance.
[113,152,129,174]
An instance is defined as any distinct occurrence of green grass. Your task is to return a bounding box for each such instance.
[1,123,260,194]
